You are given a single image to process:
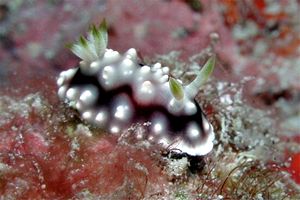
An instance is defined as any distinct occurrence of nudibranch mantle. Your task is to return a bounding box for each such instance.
[57,21,215,156]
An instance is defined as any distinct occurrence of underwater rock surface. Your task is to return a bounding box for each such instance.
[0,0,299,199]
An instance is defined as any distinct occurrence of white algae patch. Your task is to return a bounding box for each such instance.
[0,93,47,126]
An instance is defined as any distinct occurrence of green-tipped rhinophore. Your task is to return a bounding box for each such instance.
[185,55,216,98]
[169,77,184,100]
[196,55,215,85]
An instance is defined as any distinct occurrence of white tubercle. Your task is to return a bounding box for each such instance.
[152,63,162,71]
[186,122,201,139]
[114,105,127,120]
[79,86,98,107]
[151,113,168,135]
[184,101,197,115]
[58,85,67,99]
[75,101,83,111]
[153,69,163,80]
[160,75,169,83]
[121,58,135,77]
[66,87,80,101]
[60,68,77,81]
[112,95,133,122]
[110,125,120,134]
[89,61,101,72]
[101,65,117,88]
[80,60,98,75]
[79,90,92,102]
[141,81,154,94]
[162,66,170,74]
[103,49,120,63]
[125,48,137,60]
[140,65,151,74]
[134,80,156,105]
[82,110,94,121]
[168,98,185,114]
[57,76,64,86]
[94,109,108,127]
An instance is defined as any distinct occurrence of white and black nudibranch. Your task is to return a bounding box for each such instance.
[57,20,215,156]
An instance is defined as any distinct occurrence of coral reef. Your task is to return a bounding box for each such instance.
[0,0,299,199]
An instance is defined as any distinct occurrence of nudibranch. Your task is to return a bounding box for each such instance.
[57,20,215,156]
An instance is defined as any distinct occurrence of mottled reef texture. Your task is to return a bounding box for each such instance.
[0,0,300,199]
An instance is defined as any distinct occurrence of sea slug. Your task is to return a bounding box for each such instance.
[57,20,215,156]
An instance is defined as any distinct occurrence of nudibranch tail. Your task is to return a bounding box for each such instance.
[57,19,216,156]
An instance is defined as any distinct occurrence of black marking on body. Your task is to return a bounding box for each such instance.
[70,67,208,142]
